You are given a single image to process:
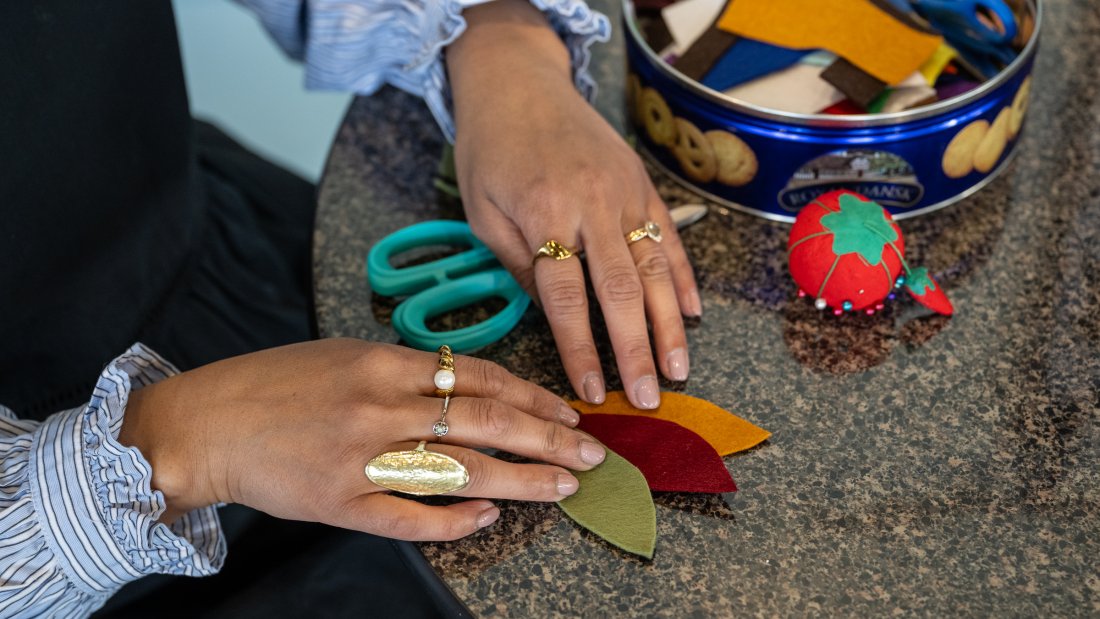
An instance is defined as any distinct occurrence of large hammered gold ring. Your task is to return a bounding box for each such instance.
[365,441,470,496]
[532,240,577,265]
[626,221,663,245]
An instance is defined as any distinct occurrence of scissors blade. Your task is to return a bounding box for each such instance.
[670,204,709,230]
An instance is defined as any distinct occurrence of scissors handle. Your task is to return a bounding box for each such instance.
[915,0,1018,45]
[392,268,531,353]
[367,220,499,296]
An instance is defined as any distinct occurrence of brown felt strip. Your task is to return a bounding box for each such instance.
[821,58,887,109]
[673,24,738,81]
[643,15,674,56]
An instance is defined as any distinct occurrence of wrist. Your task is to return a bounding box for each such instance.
[119,378,221,522]
[449,0,574,114]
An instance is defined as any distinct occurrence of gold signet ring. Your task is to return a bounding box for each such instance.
[625,221,663,245]
[365,441,469,496]
[532,240,576,265]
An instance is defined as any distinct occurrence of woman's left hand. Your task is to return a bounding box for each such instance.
[447,0,701,410]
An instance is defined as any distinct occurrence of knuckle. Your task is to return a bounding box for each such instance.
[655,314,686,340]
[438,517,473,541]
[365,509,418,540]
[572,167,613,196]
[471,400,513,439]
[562,340,599,364]
[469,359,508,397]
[513,266,537,294]
[540,278,588,314]
[635,250,672,281]
[523,175,558,205]
[541,423,569,456]
[620,335,654,362]
[455,451,489,488]
[597,266,643,305]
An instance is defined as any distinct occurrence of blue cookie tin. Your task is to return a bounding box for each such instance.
[625,0,1041,222]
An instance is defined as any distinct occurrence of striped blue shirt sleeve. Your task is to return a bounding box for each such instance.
[0,344,225,618]
[237,0,611,142]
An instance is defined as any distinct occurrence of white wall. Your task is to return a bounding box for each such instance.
[172,0,352,182]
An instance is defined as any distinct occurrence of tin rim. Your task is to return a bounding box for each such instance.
[624,0,1041,128]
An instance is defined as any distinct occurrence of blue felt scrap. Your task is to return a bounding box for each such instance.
[700,39,810,91]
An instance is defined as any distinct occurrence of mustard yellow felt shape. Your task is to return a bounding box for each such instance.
[557,446,656,559]
[716,0,943,85]
[569,391,770,457]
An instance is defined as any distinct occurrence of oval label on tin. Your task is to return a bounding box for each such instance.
[778,149,924,213]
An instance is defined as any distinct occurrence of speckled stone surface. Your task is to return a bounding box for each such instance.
[314,0,1100,615]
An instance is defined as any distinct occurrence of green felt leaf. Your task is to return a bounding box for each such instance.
[557,447,656,559]
[905,266,936,295]
[820,193,897,265]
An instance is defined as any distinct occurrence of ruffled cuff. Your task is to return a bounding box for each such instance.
[27,344,225,596]
[298,0,611,142]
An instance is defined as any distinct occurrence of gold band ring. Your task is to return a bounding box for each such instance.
[365,441,470,496]
[625,221,663,245]
[532,240,577,265]
[433,345,455,397]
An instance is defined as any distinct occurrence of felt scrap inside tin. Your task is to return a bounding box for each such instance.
[642,15,675,56]
[569,391,771,457]
[716,0,943,85]
[920,43,958,85]
[701,38,810,91]
[673,24,739,81]
[821,58,887,109]
[724,63,845,115]
[661,0,726,51]
[577,414,737,494]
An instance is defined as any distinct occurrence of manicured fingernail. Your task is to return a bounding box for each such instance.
[686,289,703,317]
[557,474,579,497]
[666,347,689,382]
[579,440,606,466]
[633,375,660,409]
[558,404,580,426]
[477,506,500,529]
[582,372,605,404]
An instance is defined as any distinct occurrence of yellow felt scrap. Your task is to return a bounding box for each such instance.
[716,0,943,85]
[568,391,771,457]
[920,43,958,86]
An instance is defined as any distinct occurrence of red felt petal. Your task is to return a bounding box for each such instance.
[907,274,954,315]
[578,414,737,494]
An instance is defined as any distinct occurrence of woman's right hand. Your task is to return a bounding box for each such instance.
[118,338,605,540]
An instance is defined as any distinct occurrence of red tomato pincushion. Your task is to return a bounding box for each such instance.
[788,190,953,316]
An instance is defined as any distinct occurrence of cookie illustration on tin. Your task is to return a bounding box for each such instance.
[627,73,645,130]
[671,117,717,183]
[1008,76,1031,140]
[641,87,677,147]
[973,107,1010,174]
[705,129,758,187]
[942,119,990,178]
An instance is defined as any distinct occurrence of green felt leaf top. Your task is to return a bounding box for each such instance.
[820,193,897,266]
[557,446,656,559]
[905,266,936,295]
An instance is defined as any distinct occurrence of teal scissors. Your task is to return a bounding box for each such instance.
[907,0,1018,76]
[366,205,709,354]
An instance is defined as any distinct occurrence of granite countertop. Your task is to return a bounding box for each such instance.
[314,0,1099,614]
